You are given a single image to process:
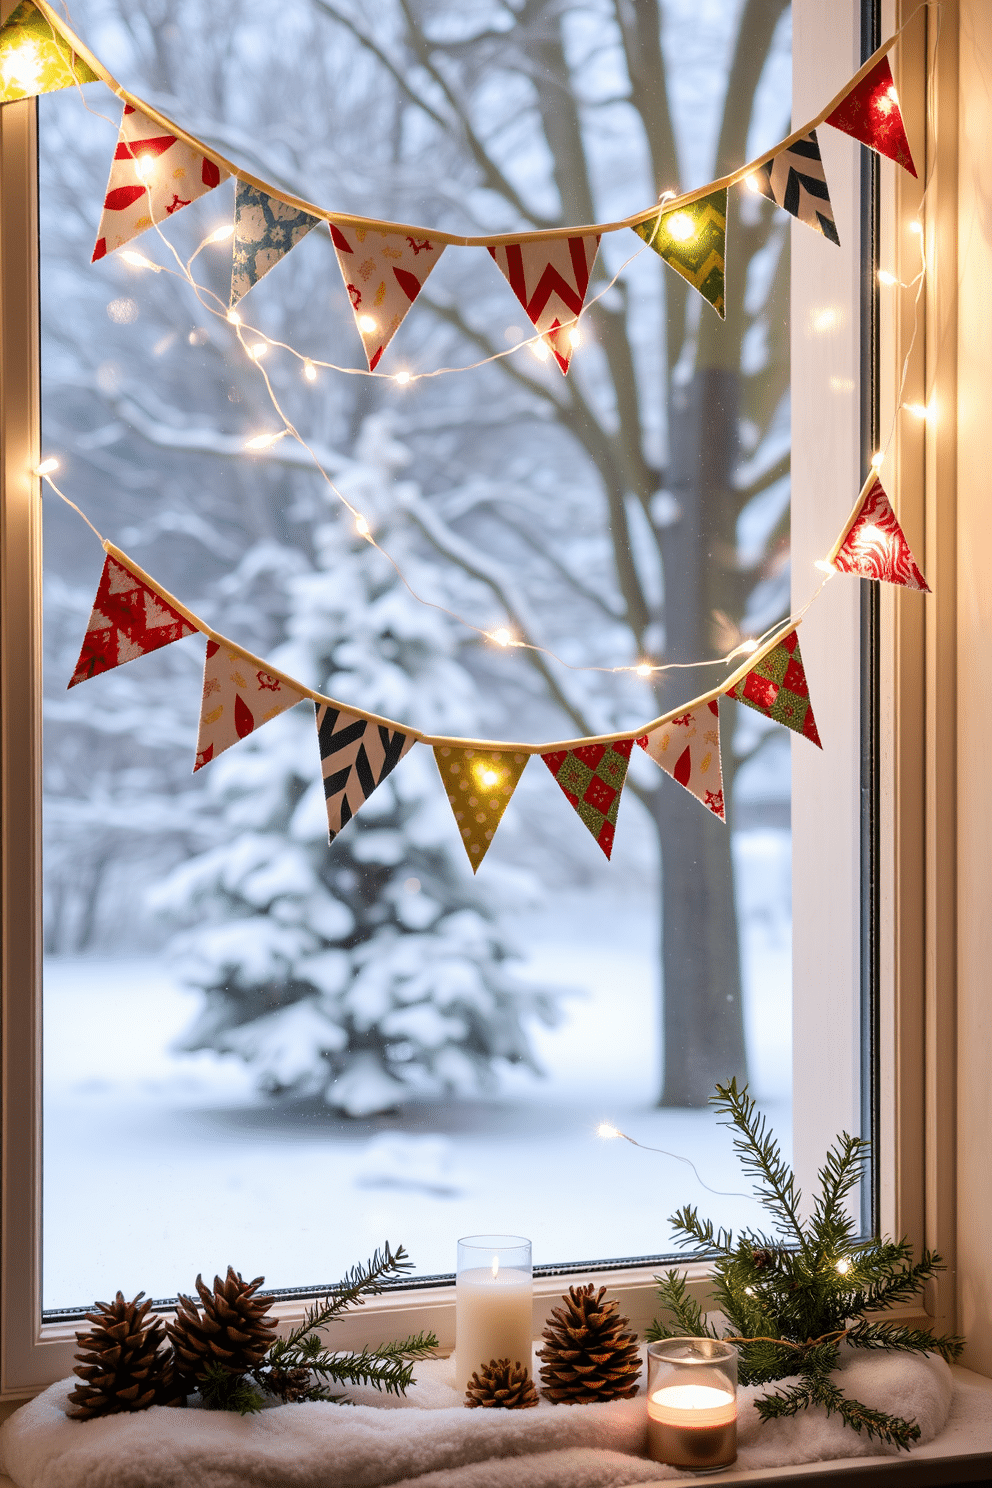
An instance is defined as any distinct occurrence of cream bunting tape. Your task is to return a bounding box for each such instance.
[102,539,800,756]
[825,470,878,564]
[30,0,924,248]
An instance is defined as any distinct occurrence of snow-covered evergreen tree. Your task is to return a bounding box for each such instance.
[151,417,561,1117]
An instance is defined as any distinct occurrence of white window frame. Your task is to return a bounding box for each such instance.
[0,0,974,1400]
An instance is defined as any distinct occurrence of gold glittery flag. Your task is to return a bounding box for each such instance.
[633,188,727,318]
[434,745,529,872]
[0,0,97,102]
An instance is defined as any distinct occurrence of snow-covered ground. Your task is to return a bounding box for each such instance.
[43,831,791,1311]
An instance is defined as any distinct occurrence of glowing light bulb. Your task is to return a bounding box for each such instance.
[597,1123,620,1140]
[877,270,898,286]
[491,628,513,647]
[249,342,267,360]
[858,523,886,547]
[744,173,764,194]
[303,360,317,382]
[568,326,581,347]
[636,663,653,677]
[480,769,500,788]
[835,1257,852,1275]
[227,309,242,326]
[358,314,378,333]
[665,211,695,242]
[394,371,411,385]
[134,153,157,182]
[905,401,932,420]
[738,638,759,655]
[491,1256,499,1280]
[813,308,838,333]
[530,338,551,362]
[871,451,885,469]
[34,458,59,476]
[207,224,234,243]
[1,41,42,93]
[120,250,157,271]
[355,516,370,537]
[909,221,924,237]
[814,558,835,574]
[244,431,284,450]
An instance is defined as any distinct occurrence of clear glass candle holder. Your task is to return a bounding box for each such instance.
[646,1338,738,1472]
[455,1235,533,1396]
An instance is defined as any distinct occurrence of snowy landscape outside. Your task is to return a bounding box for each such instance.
[40,0,801,1311]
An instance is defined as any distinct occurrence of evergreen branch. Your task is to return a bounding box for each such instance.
[646,1269,719,1342]
[711,1080,812,1260]
[846,1319,964,1363]
[279,1243,415,1351]
[667,1205,734,1257]
[756,1375,922,1451]
[199,1363,264,1415]
[853,1248,945,1314]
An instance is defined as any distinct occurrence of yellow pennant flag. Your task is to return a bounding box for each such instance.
[633,188,727,318]
[0,0,97,102]
[433,745,529,872]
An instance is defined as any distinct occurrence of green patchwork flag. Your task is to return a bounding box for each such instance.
[634,188,727,318]
[0,1,98,103]
[728,629,822,747]
[540,739,633,859]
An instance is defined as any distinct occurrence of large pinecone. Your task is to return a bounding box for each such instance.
[465,1357,539,1409]
[537,1284,641,1403]
[68,1291,182,1420]
[166,1268,277,1387]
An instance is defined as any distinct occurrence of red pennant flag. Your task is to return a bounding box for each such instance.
[825,56,917,177]
[637,699,726,821]
[68,554,196,687]
[727,630,822,748]
[487,233,600,374]
[540,739,632,858]
[831,478,929,591]
[329,222,444,371]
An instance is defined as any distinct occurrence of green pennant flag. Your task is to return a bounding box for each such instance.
[0,0,98,103]
[634,188,727,319]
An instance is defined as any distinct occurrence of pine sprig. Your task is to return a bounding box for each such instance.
[647,1081,963,1450]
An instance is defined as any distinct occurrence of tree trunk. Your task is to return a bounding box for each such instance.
[658,366,747,1106]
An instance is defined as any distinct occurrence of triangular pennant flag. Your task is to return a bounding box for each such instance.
[0,0,98,101]
[92,104,229,263]
[194,641,307,771]
[486,233,601,374]
[637,699,726,821]
[230,181,322,306]
[633,188,727,318]
[68,553,196,688]
[728,630,822,747]
[314,702,415,841]
[433,745,529,871]
[329,222,444,370]
[750,130,840,245]
[825,56,917,177]
[832,478,929,591]
[540,739,633,859]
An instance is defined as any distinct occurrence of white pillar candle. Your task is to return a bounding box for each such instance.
[455,1258,533,1394]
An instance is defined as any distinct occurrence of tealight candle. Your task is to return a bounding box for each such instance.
[646,1339,738,1471]
[455,1235,532,1396]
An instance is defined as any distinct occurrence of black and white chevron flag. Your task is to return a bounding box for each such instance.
[752,130,839,246]
[314,702,415,841]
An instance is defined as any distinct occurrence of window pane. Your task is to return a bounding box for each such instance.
[40,0,803,1310]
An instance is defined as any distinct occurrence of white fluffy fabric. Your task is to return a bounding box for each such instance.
[0,1348,970,1488]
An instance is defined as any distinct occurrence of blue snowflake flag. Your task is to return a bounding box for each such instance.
[230,181,322,306]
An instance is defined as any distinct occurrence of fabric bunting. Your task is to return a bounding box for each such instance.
[0,0,97,102]
[68,553,196,688]
[541,739,633,859]
[330,223,444,371]
[487,234,600,374]
[751,130,839,245]
[194,640,307,771]
[638,700,725,822]
[633,188,727,318]
[832,479,929,591]
[825,56,917,177]
[728,630,821,747]
[434,746,528,871]
[92,104,228,263]
[230,181,322,306]
[314,702,415,842]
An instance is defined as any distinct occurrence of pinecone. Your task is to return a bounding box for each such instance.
[166,1268,277,1388]
[264,1365,313,1403]
[537,1284,641,1403]
[68,1291,182,1420]
[465,1358,539,1409]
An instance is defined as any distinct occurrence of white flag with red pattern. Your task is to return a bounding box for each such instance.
[92,104,229,262]
[487,233,600,374]
[637,699,726,821]
[329,222,444,370]
[68,552,197,687]
[194,641,307,771]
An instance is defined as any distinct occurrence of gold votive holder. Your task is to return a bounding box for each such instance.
[646,1338,738,1472]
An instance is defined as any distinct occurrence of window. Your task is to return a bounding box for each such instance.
[2,0,945,1397]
